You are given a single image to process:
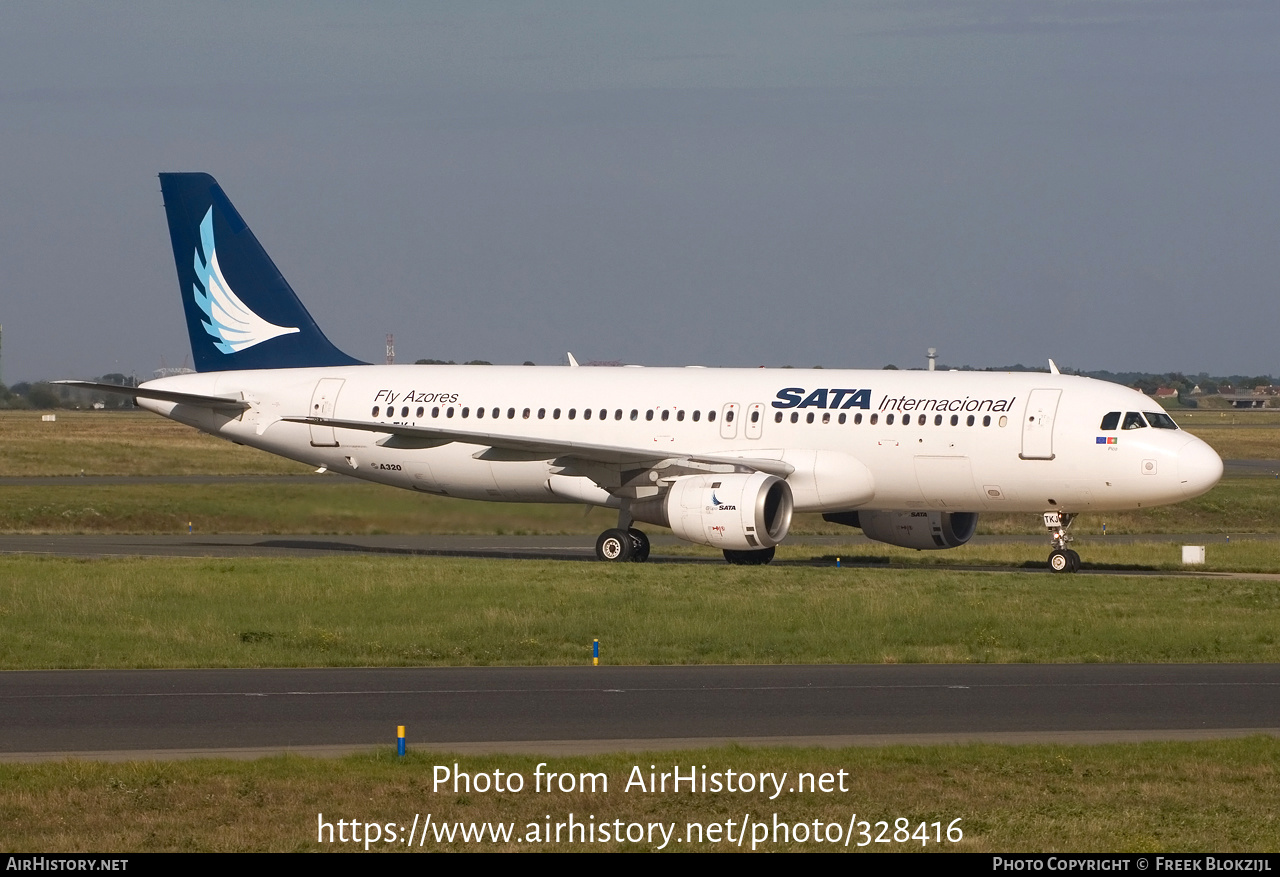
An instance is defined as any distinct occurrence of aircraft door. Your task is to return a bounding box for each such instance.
[1019,388,1062,460]
[745,403,765,439]
[308,378,345,447]
[720,403,740,440]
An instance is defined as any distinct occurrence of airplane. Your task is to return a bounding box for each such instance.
[61,173,1224,571]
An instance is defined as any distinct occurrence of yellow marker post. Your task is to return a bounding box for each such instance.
[397,725,406,757]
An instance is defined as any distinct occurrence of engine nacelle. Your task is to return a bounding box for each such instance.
[632,472,794,550]
[823,510,978,550]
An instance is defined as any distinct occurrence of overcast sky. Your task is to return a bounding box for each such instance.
[1,2,1277,383]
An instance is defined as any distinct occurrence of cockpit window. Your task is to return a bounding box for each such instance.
[1144,411,1179,430]
[1100,411,1120,431]
[1122,411,1147,430]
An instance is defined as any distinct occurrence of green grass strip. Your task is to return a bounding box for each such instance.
[2,739,1277,851]
[2,556,1277,668]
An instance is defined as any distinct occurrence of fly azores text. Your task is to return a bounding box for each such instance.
[373,389,458,405]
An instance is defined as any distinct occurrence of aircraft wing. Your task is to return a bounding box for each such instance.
[53,381,250,411]
[280,415,795,478]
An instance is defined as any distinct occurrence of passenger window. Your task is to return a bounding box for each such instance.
[1144,411,1179,430]
[983,415,991,427]
[537,408,545,419]
[726,410,735,423]
[854,413,862,425]
[678,410,686,422]
[371,406,380,417]
[400,406,408,418]
[886,413,895,425]
[822,413,830,424]
[775,412,783,423]
[615,409,623,420]
[461,407,469,418]
[838,413,846,424]
[599,409,607,420]
[1123,412,1147,430]
[790,412,799,424]
[417,407,424,418]
[967,415,974,426]
[553,408,561,419]
[492,408,499,419]
[934,415,942,426]
[661,410,669,421]
[446,407,455,418]
[630,410,638,421]
[522,408,530,419]
[508,408,516,419]
[918,414,926,426]
[568,409,576,420]
[708,411,716,423]
[432,407,440,418]
[806,412,814,424]
[950,414,958,426]
[476,407,484,419]
[749,410,757,423]
[583,409,591,420]
[1100,411,1121,431]
[870,413,878,425]
[693,410,702,422]
[646,410,654,421]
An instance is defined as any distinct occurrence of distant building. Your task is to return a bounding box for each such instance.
[1153,387,1178,399]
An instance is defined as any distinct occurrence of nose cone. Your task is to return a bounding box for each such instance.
[1177,437,1223,499]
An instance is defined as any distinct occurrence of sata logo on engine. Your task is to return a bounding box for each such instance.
[707,492,737,512]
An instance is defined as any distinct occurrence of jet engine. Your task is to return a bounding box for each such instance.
[632,472,794,550]
[823,510,978,550]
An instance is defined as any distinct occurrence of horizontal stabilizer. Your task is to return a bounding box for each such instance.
[53,381,250,411]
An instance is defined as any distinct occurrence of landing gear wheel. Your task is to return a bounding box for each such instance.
[1048,549,1074,573]
[627,529,650,563]
[723,546,776,566]
[1066,549,1081,572]
[596,529,634,562]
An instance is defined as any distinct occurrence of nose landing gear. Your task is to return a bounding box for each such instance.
[1044,511,1080,573]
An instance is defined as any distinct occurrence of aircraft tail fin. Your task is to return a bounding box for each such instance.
[158,173,365,372]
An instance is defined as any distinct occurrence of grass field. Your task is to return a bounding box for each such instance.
[2,555,1277,669]
[3,739,1277,851]
[3,476,1279,536]
[0,410,308,476]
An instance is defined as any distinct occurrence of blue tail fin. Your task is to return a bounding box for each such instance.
[159,173,364,372]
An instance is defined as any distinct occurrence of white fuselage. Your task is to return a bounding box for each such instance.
[137,365,1223,518]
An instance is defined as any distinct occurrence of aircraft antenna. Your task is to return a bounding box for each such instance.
[386,333,395,365]
[927,347,937,372]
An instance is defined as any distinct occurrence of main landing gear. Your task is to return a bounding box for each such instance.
[595,528,650,563]
[1043,511,1080,573]
[595,502,651,563]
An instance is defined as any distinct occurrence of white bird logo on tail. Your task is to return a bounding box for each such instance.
[192,208,299,353]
